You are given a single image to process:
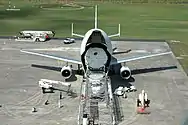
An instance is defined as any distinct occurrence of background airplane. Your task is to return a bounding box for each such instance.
[20,5,172,80]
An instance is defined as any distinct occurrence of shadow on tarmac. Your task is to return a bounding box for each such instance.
[31,64,78,82]
[131,65,177,75]
[110,65,177,124]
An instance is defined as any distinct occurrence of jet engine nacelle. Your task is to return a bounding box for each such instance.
[61,66,72,79]
[120,66,131,79]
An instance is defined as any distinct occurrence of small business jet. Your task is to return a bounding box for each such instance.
[21,5,172,80]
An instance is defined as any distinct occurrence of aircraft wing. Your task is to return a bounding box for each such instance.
[20,50,82,65]
[111,51,172,65]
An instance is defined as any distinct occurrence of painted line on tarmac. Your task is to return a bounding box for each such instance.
[41,3,85,11]
[176,57,184,60]
[169,40,180,43]
[180,55,188,57]
[42,6,84,11]
[131,49,165,53]
[1,47,80,51]
[27,47,80,51]
[131,50,148,53]
[1,48,18,50]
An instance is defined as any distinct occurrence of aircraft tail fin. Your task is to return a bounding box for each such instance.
[94,5,98,29]
[108,24,121,38]
[71,5,120,38]
[71,23,84,38]
[71,5,98,37]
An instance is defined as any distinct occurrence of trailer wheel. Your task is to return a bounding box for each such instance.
[42,87,45,94]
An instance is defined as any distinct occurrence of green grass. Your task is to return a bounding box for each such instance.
[0,0,188,73]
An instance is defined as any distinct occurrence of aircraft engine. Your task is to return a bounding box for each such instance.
[120,66,131,79]
[61,66,72,79]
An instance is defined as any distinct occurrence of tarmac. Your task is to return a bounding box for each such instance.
[0,38,188,125]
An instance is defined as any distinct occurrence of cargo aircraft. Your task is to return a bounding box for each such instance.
[21,5,172,80]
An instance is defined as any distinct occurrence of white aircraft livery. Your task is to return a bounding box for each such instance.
[20,5,172,80]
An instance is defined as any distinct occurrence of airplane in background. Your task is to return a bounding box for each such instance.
[20,5,172,81]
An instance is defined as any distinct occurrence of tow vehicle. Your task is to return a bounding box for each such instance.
[114,86,125,96]
[124,86,137,92]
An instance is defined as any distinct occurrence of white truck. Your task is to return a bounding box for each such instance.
[114,86,125,96]
[39,79,71,94]
[39,80,53,93]
[39,80,53,89]
[15,30,55,42]
[114,86,137,98]
[64,38,75,44]
[124,86,137,92]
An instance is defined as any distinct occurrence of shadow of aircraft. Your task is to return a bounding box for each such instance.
[31,63,177,83]
[31,64,84,75]
[52,87,78,98]
[31,64,61,71]
[31,64,79,82]
[52,87,68,93]
[131,65,177,75]
[110,65,177,124]
[110,75,134,93]
[110,73,126,123]
[112,49,132,55]
[110,65,177,91]
[113,95,124,123]
[66,74,77,82]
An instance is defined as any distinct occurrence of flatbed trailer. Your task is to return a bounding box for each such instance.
[15,35,47,42]
[15,30,55,42]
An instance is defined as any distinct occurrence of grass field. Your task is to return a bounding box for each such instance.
[0,0,188,73]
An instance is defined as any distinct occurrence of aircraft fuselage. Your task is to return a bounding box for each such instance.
[80,29,113,73]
